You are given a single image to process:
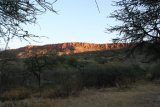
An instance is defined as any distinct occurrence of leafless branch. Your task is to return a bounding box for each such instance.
[95,0,100,13]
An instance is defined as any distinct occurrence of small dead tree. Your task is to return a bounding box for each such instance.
[25,53,48,88]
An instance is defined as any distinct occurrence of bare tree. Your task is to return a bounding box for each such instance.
[24,52,55,96]
[25,54,46,88]
[108,0,160,58]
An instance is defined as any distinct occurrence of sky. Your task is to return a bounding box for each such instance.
[7,0,120,49]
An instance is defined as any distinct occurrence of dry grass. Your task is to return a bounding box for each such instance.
[0,87,30,101]
[1,83,160,107]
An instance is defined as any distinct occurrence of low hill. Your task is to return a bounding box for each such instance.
[10,42,127,58]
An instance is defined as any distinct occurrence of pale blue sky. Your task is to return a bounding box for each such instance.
[8,0,119,49]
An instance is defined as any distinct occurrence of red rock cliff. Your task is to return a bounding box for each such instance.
[16,42,128,58]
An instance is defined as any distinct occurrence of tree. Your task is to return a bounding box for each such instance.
[25,53,48,88]
[24,50,56,87]
[0,0,57,93]
[0,0,57,47]
[108,0,160,58]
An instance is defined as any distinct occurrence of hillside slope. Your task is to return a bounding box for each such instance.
[13,42,127,58]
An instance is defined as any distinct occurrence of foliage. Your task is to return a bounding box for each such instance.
[108,0,160,58]
[79,63,145,88]
[149,64,160,81]
[0,0,57,95]
[66,57,78,67]
[49,69,81,98]
[0,0,57,45]
[0,52,151,100]
[24,55,50,88]
[94,57,108,64]
[0,87,30,101]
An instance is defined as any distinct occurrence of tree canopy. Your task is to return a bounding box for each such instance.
[0,0,57,47]
[108,0,160,58]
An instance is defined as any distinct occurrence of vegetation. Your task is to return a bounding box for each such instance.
[1,84,160,107]
[0,49,159,102]
[0,0,57,101]
[108,0,160,58]
[0,0,57,45]
[0,1,159,107]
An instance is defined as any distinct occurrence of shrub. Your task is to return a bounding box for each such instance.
[94,57,108,64]
[149,64,160,81]
[0,60,25,90]
[0,56,146,100]
[46,68,82,98]
[55,56,66,64]
[66,57,78,67]
[0,87,30,101]
[78,63,145,88]
[113,64,145,88]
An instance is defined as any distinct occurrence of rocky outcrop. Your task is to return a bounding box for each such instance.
[15,42,128,58]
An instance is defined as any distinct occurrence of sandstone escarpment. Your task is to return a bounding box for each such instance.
[15,42,127,58]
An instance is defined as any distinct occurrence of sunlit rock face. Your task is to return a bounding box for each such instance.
[15,42,128,58]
